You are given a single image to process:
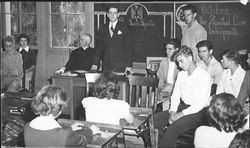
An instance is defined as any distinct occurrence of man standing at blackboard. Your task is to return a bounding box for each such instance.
[91,5,131,72]
[178,4,207,63]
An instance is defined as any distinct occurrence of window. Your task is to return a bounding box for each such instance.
[3,2,37,46]
[50,2,86,48]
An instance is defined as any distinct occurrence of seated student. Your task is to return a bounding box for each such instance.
[157,38,180,111]
[82,71,134,125]
[217,50,246,98]
[16,33,36,90]
[194,93,249,148]
[154,45,211,148]
[196,40,223,95]
[1,35,23,92]
[24,85,98,147]
[55,33,96,74]
[229,130,250,148]
[238,49,250,114]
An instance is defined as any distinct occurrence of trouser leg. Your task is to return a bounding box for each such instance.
[158,108,207,148]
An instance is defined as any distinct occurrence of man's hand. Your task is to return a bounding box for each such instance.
[71,122,85,131]
[169,111,176,124]
[172,111,184,121]
[91,65,98,71]
[55,67,65,75]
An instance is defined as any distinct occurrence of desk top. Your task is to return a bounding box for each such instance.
[58,119,122,147]
[121,107,152,130]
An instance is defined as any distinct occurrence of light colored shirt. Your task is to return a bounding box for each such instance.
[181,20,207,62]
[217,65,246,98]
[169,67,211,115]
[109,20,118,29]
[167,59,176,84]
[82,97,131,125]
[194,114,249,148]
[1,51,23,83]
[194,126,237,148]
[157,57,179,88]
[196,56,223,85]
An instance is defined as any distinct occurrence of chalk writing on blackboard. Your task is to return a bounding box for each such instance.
[198,4,247,41]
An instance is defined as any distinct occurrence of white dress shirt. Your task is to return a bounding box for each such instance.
[196,56,223,85]
[169,67,211,115]
[167,59,176,84]
[217,65,246,98]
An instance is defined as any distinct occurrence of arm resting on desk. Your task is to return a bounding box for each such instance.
[65,126,93,147]
[124,112,134,124]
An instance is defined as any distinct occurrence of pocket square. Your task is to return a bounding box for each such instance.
[117,30,122,35]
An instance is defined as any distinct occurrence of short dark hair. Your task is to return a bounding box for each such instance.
[207,93,247,133]
[172,45,193,61]
[229,130,250,148]
[165,38,181,49]
[93,71,120,100]
[221,49,240,65]
[31,85,68,117]
[182,4,197,14]
[106,5,120,13]
[18,33,29,44]
[196,40,213,51]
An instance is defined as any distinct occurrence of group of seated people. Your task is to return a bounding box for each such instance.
[154,38,249,148]
[1,32,250,147]
[1,34,37,92]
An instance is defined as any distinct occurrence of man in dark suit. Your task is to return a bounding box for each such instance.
[55,33,96,74]
[91,5,132,72]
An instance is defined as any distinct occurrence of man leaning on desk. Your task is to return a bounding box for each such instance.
[55,33,96,74]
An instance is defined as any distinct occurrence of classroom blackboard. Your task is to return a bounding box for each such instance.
[94,2,173,62]
[175,2,250,60]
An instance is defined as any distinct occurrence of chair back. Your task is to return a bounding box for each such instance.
[29,49,38,93]
[85,73,101,97]
[128,75,159,111]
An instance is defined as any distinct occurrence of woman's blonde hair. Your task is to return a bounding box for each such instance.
[31,85,68,117]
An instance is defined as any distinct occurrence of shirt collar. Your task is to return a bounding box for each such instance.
[188,20,198,29]
[19,46,29,52]
[82,46,89,50]
[29,114,62,130]
[109,20,118,29]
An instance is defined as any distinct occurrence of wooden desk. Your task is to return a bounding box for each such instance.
[52,75,86,120]
[52,74,129,120]
[121,107,153,148]
[58,118,122,148]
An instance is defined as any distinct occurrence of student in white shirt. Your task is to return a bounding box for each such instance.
[154,45,211,148]
[217,50,246,98]
[157,38,180,111]
[82,71,134,125]
[196,40,223,95]
[194,93,249,148]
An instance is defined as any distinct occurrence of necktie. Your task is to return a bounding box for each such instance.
[110,23,114,37]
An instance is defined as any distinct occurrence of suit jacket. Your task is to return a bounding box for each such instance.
[157,57,179,88]
[65,47,96,71]
[93,21,132,71]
